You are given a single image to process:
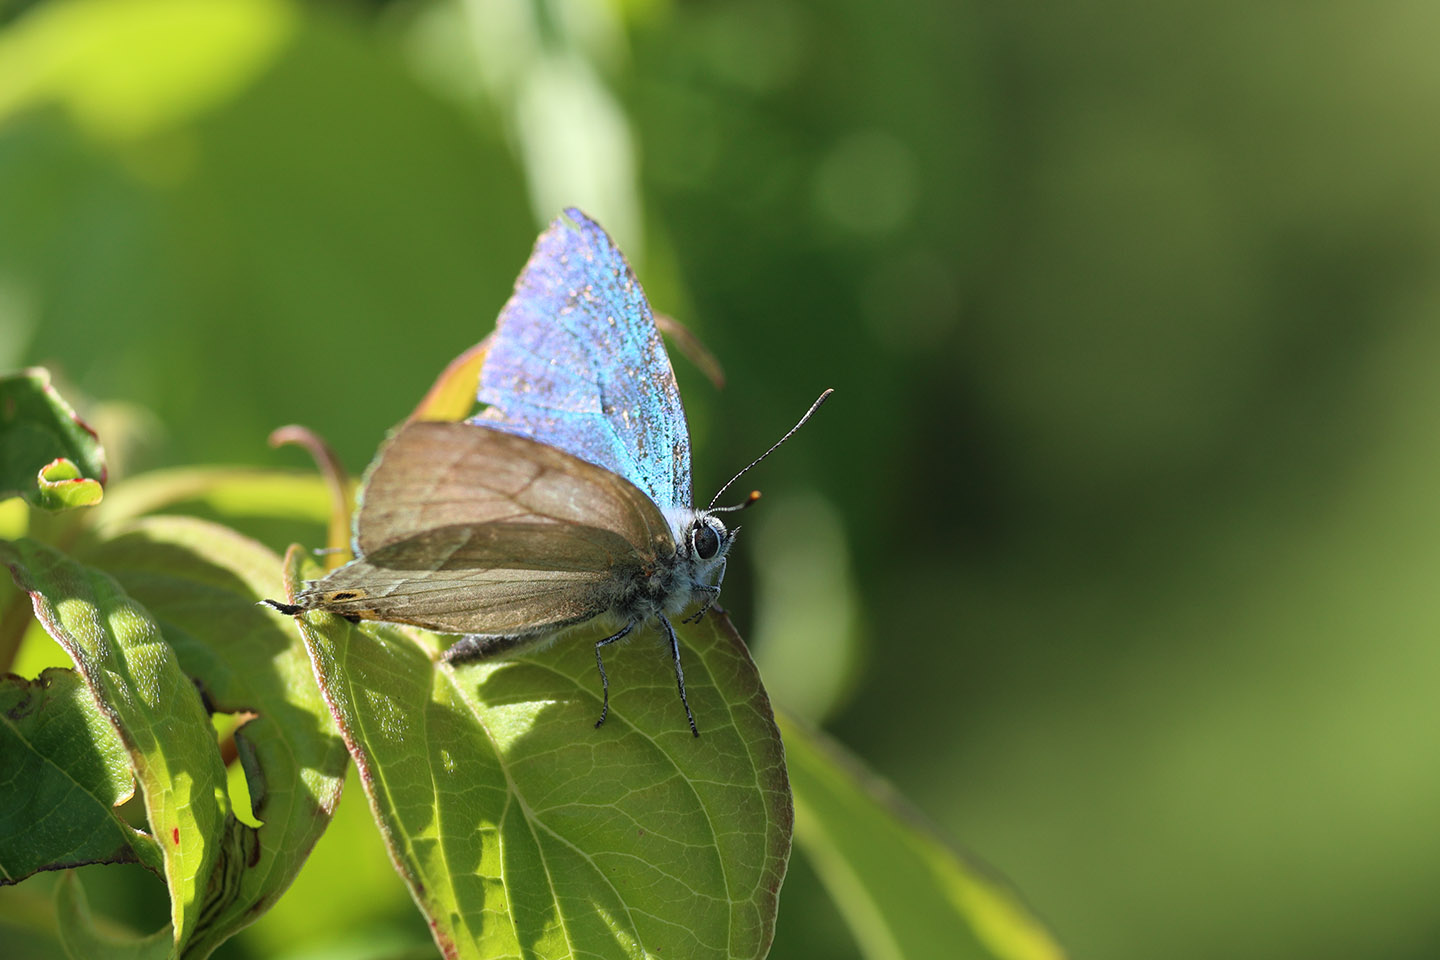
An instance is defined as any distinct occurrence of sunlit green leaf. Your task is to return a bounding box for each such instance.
[0,0,295,144]
[782,714,1065,960]
[84,515,349,956]
[0,368,106,511]
[298,607,791,960]
[91,466,333,528]
[0,538,227,952]
[0,667,162,884]
[90,467,333,554]
[55,871,172,960]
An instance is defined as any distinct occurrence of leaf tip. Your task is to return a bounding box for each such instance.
[36,458,104,510]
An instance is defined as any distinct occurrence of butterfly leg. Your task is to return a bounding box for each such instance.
[593,621,637,730]
[682,558,726,624]
[681,585,720,624]
[658,614,700,738]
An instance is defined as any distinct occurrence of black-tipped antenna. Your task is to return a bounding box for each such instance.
[708,389,833,511]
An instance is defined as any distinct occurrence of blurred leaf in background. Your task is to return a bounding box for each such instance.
[0,0,534,474]
[2,0,1439,958]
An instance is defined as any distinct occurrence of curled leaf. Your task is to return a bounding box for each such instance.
[36,458,105,511]
[0,369,106,512]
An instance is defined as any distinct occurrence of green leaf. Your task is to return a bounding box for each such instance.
[298,607,791,960]
[780,714,1066,960]
[36,458,105,511]
[90,466,334,550]
[0,368,106,511]
[0,667,163,883]
[55,871,173,960]
[0,537,228,953]
[84,515,349,956]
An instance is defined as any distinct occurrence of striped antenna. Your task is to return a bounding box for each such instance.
[707,389,833,511]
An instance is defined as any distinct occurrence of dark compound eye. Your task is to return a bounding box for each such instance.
[692,521,722,560]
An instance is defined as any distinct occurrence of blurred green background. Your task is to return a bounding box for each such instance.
[3,0,1439,957]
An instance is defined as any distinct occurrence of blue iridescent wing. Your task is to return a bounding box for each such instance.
[471,208,692,510]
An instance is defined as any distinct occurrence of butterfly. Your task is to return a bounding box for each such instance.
[270,209,829,736]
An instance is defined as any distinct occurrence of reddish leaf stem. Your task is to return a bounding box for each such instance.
[269,425,352,570]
